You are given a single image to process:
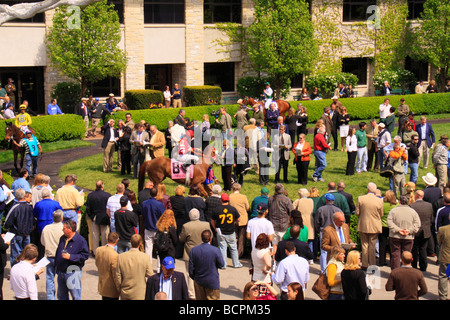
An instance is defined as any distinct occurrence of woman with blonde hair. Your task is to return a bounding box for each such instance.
[293,188,314,249]
[405,182,416,205]
[155,209,177,263]
[326,246,346,300]
[341,250,368,300]
[155,183,172,210]
[308,186,321,260]
[377,190,398,267]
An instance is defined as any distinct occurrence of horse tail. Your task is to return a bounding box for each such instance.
[138,161,147,192]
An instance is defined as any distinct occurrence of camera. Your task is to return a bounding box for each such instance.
[211,109,221,119]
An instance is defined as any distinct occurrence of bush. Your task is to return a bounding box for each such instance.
[124,90,164,110]
[236,76,291,99]
[0,114,86,142]
[183,86,222,107]
[305,72,359,99]
[373,69,416,91]
[52,82,86,114]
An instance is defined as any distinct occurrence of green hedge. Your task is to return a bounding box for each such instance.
[124,90,164,110]
[107,92,450,131]
[289,92,450,124]
[183,86,222,107]
[0,114,86,142]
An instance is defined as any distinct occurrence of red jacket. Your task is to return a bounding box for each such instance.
[314,133,331,151]
[292,141,312,161]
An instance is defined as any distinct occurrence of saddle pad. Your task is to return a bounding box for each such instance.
[171,159,194,180]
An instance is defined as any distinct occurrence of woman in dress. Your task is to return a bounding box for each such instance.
[250,233,272,286]
[339,107,350,152]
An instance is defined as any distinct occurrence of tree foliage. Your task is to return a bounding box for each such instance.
[410,0,450,91]
[245,0,318,99]
[45,0,127,97]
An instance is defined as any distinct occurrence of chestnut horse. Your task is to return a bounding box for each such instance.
[138,144,217,197]
[242,96,291,120]
[4,122,35,173]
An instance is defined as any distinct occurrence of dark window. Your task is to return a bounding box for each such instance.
[107,0,124,24]
[343,0,377,22]
[407,0,425,20]
[342,58,368,85]
[144,0,185,24]
[145,64,172,91]
[204,0,241,24]
[405,56,428,81]
[87,76,121,98]
[0,0,44,23]
[204,62,235,92]
[290,74,304,89]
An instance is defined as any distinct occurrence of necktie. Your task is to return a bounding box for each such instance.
[339,227,345,244]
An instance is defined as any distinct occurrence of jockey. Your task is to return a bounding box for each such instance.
[15,104,32,134]
[177,132,199,168]
[263,82,277,110]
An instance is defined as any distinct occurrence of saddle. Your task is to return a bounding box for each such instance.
[170,159,194,181]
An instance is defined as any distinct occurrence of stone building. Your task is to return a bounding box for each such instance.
[0,0,433,113]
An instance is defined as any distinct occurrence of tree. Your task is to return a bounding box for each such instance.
[245,0,318,99]
[410,0,450,92]
[0,0,101,25]
[45,0,127,99]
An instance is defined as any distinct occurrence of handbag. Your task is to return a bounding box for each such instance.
[312,270,330,300]
[379,164,394,178]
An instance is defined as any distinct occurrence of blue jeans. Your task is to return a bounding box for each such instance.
[57,270,82,300]
[409,162,418,184]
[46,257,56,300]
[313,150,327,179]
[319,232,327,272]
[10,234,30,267]
[378,149,386,169]
[217,232,242,268]
[25,153,39,176]
[117,239,131,254]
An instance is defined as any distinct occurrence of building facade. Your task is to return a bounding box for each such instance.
[0,0,433,114]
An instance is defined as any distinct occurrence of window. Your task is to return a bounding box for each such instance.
[204,62,235,92]
[405,56,428,82]
[290,74,304,89]
[145,64,172,91]
[0,0,44,23]
[342,58,368,85]
[342,0,376,22]
[204,0,241,24]
[144,0,185,24]
[407,0,425,20]
[87,76,121,98]
[107,0,124,24]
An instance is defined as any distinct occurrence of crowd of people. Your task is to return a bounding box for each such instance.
[0,81,450,302]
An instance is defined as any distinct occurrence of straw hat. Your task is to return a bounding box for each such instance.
[422,173,437,186]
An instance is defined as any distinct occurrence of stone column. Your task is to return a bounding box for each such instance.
[123,0,145,92]
[184,0,204,86]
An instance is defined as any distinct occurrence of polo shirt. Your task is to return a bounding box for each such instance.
[33,198,63,233]
[355,129,367,148]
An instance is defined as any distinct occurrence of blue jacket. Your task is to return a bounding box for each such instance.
[189,243,224,289]
[266,109,279,126]
[141,197,165,231]
[4,201,34,236]
[47,103,63,115]
[33,198,63,233]
[416,122,435,148]
[55,232,89,273]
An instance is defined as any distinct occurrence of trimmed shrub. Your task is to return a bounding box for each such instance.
[52,82,86,114]
[183,86,222,107]
[124,90,164,110]
[236,76,291,99]
[0,114,86,142]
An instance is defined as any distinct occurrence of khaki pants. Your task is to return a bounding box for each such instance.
[90,118,100,136]
[436,164,448,191]
[164,100,171,108]
[83,116,89,136]
[103,141,115,172]
[173,99,182,108]
[393,173,405,199]
[194,281,220,300]
[418,141,430,168]
[91,223,110,255]
[360,232,378,268]
[184,260,196,299]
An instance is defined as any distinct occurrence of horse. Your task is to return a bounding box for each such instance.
[138,144,217,198]
[242,96,291,120]
[4,122,35,174]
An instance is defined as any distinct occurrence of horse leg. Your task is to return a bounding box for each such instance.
[197,183,209,198]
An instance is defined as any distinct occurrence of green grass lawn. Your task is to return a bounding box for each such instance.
[0,139,94,164]
[59,122,449,203]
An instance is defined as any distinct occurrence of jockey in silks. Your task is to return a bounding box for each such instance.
[177,132,199,170]
[263,82,277,110]
[15,104,32,134]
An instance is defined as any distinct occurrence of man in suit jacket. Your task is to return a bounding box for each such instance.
[174,109,186,128]
[274,124,292,184]
[320,107,333,144]
[437,223,450,300]
[274,224,314,263]
[329,104,339,151]
[409,190,434,271]
[337,181,356,218]
[130,123,150,179]
[95,232,120,300]
[145,256,189,300]
[355,182,384,270]
[381,81,392,96]
[321,212,355,262]
[101,119,119,173]
[114,234,153,300]
[415,81,424,94]
[179,208,212,299]
[148,125,166,159]
[416,116,435,169]
[365,119,380,171]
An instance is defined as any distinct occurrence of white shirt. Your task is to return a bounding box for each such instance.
[106,193,133,231]
[379,103,391,119]
[4,108,15,119]
[109,126,115,142]
[346,135,358,152]
[246,217,274,249]
[272,254,310,292]
[163,90,171,101]
[10,260,38,300]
